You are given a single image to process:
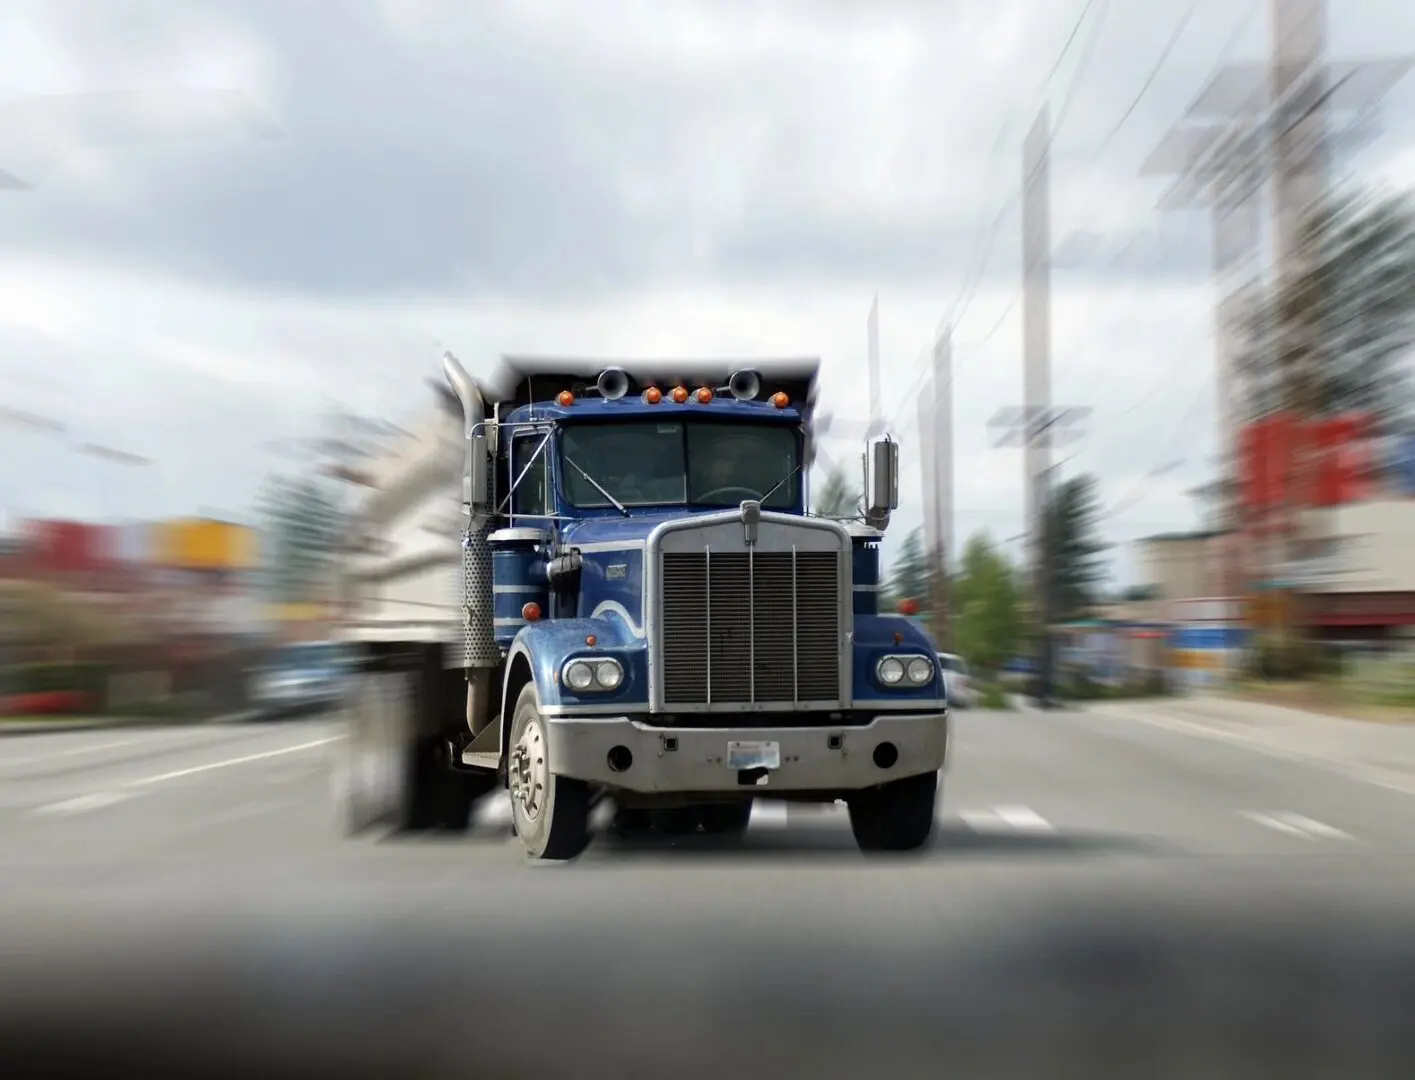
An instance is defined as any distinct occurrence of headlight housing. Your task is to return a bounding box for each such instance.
[562,657,624,693]
[875,653,935,689]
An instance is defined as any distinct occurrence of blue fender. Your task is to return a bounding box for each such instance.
[500,616,649,728]
[851,613,948,707]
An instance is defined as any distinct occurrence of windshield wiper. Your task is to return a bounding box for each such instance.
[562,455,630,516]
[759,461,805,508]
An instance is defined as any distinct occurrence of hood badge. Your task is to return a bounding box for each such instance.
[740,500,761,546]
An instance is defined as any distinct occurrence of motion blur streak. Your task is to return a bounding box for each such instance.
[3,889,1415,1078]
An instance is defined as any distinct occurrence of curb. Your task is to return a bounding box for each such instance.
[0,710,260,738]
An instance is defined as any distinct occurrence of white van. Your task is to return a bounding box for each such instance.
[937,653,975,709]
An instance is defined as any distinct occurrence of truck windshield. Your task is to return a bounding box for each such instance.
[560,420,798,510]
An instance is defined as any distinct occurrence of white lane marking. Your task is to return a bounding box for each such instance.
[23,736,344,816]
[4,737,140,769]
[30,791,133,816]
[1096,708,1415,798]
[993,805,1056,832]
[125,736,343,788]
[751,801,790,828]
[1276,812,1355,841]
[959,806,1054,833]
[1243,810,1318,841]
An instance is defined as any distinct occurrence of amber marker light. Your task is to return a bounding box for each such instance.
[695,386,713,403]
[644,387,662,404]
[556,390,574,406]
[522,602,542,621]
[586,634,597,647]
[671,386,689,403]
[770,392,789,408]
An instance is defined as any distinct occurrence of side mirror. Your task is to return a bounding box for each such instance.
[865,436,899,529]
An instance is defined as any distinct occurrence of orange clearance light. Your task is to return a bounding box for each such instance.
[898,597,919,616]
[770,391,789,408]
[644,387,662,404]
[671,386,689,403]
[585,634,597,647]
[695,386,713,403]
[522,602,541,621]
[556,390,574,407]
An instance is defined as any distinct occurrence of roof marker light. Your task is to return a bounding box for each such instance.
[556,390,574,407]
[644,387,663,404]
[771,391,789,408]
[671,386,689,403]
[695,386,713,403]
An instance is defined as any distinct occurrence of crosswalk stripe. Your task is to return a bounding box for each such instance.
[958,805,1054,833]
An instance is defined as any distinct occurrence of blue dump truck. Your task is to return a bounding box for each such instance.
[333,354,949,860]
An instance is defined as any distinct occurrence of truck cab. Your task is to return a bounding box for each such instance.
[334,354,949,859]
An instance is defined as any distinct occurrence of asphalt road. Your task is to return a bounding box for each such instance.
[5,702,1415,1077]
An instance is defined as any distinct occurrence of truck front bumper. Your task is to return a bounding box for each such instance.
[545,711,950,794]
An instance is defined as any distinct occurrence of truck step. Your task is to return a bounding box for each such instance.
[462,750,501,771]
[466,720,501,754]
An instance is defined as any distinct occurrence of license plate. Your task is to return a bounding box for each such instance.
[727,740,780,770]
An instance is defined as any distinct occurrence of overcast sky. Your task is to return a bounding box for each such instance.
[3,0,1415,585]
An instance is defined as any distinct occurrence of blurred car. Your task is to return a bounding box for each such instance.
[937,652,975,709]
[249,640,350,719]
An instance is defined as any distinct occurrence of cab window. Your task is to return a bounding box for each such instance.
[510,434,549,518]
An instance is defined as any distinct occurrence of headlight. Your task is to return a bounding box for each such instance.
[875,654,934,689]
[906,656,934,685]
[563,657,623,693]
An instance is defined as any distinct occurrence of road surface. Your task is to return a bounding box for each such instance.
[4,700,1415,1077]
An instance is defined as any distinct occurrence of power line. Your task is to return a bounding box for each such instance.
[941,0,1112,339]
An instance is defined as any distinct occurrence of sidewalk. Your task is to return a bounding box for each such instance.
[1085,693,1415,782]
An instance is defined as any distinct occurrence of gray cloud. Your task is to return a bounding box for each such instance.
[0,0,1298,305]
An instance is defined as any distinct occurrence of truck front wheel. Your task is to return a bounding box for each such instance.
[847,772,938,853]
[507,683,591,860]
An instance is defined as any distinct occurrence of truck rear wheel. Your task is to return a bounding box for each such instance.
[337,665,492,836]
[507,683,590,860]
[847,771,938,853]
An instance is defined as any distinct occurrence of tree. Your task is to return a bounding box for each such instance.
[1041,474,1108,623]
[951,532,1023,674]
[811,461,861,518]
[1238,186,1415,431]
[885,527,934,612]
[258,474,344,603]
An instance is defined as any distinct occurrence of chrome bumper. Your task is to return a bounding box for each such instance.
[545,712,949,794]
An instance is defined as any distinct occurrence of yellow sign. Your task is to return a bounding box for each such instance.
[153,519,258,571]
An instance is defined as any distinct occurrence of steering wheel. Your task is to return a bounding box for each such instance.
[697,486,763,503]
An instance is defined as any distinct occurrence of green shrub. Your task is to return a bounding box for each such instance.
[979,682,1013,710]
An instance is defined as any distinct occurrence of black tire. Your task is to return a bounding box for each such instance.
[338,663,493,837]
[847,771,938,853]
[507,683,591,860]
[336,671,395,836]
[698,801,753,836]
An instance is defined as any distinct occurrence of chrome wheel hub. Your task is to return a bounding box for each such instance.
[510,718,548,821]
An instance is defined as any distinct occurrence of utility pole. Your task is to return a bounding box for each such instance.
[918,329,953,649]
[1022,104,1053,621]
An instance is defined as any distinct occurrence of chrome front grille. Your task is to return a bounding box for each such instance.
[660,549,842,706]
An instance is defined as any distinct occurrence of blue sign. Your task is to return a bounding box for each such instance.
[1171,626,1249,651]
[1387,435,1415,497]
